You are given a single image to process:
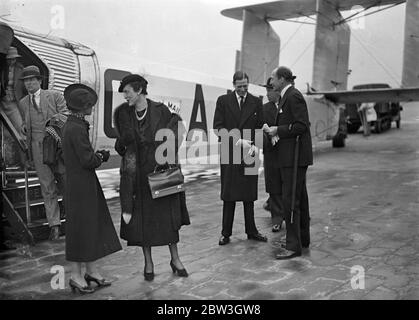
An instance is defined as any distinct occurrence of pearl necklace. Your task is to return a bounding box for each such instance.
[135,107,148,121]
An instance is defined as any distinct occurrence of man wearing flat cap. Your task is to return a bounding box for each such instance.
[19,65,68,240]
[264,66,313,259]
[261,77,284,233]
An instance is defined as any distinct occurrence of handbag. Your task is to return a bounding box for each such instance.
[147,164,185,199]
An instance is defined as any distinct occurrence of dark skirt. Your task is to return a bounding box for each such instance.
[65,175,122,262]
[120,151,185,247]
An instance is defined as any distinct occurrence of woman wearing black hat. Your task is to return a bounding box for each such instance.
[62,84,122,293]
[114,74,190,281]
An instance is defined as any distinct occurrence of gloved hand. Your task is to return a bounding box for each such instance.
[96,150,110,162]
[114,138,126,156]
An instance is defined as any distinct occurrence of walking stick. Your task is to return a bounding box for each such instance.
[290,135,300,224]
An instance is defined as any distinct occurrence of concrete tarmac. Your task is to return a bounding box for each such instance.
[0,118,418,300]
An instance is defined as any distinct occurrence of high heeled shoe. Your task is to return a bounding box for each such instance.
[84,273,112,287]
[170,260,188,277]
[69,279,95,294]
[143,267,154,281]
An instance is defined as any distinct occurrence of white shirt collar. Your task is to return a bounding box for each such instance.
[280,84,292,99]
[235,91,247,103]
[32,89,41,97]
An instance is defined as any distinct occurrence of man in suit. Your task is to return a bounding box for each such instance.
[261,77,284,233]
[213,71,267,245]
[19,65,68,240]
[263,66,313,259]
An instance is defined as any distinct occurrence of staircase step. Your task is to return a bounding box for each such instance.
[27,219,66,241]
[14,199,64,223]
[4,179,41,189]
[13,197,63,210]
[5,171,38,178]
[3,184,44,204]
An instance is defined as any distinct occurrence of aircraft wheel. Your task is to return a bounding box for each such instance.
[332,134,345,148]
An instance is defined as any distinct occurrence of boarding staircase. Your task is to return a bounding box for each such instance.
[1,107,65,245]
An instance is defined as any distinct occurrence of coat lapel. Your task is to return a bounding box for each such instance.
[39,89,48,120]
[275,86,292,124]
[148,99,162,138]
[228,92,241,127]
[239,94,256,129]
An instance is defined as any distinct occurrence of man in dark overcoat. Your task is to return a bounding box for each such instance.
[213,71,267,245]
[264,66,313,259]
[261,77,284,233]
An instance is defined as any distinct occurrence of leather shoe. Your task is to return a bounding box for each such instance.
[247,233,267,242]
[218,236,230,246]
[275,249,301,260]
[279,242,309,249]
[49,226,60,241]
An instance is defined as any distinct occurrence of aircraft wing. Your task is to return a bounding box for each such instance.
[307,87,419,104]
[221,0,404,21]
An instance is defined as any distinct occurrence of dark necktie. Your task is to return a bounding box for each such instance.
[32,94,39,111]
[277,96,282,113]
[239,96,244,110]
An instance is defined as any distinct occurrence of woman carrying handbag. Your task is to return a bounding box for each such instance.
[114,74,190,281]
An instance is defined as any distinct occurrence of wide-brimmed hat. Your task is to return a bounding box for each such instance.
[6,47,21,59]
[20,65,43,80]
[64,83,98,112]
[260,77,274,89]
[118,74,148,93]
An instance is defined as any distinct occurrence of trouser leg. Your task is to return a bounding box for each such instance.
[269,193,284,225]
[300,178,310,247]
[280,166,307,253]
[31,135,61,227]
[243,201,258,235]
[221,201,235,237]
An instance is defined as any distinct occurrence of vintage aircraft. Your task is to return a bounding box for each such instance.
[1,0,419,242]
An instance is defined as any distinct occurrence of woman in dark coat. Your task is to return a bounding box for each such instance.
[114,74,190,281]
[62,84,122,293]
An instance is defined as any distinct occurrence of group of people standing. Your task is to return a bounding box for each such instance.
[1,27,312,293]
[214,68,312,260]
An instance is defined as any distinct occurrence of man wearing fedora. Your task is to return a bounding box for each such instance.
[264,66,313,259]
[19,65,68,240]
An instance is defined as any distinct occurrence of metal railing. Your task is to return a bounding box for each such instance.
[0,105,31,223]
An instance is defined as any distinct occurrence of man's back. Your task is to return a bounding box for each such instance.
[275,86,313,167]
